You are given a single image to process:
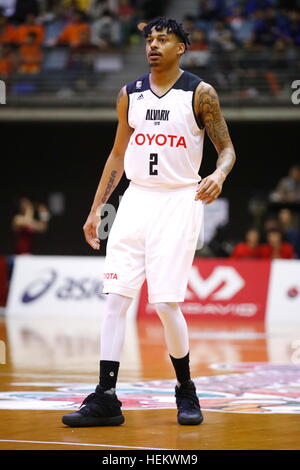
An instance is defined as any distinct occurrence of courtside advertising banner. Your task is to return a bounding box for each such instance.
[138,259,272,321]
[6,255,139,318]
[266,259,300,326]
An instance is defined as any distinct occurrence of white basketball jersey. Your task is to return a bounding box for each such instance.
[124,70,205,189]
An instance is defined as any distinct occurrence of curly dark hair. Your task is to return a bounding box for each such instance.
[142,17,190,52]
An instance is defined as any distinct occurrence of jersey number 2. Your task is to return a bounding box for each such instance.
[149,153,158,175]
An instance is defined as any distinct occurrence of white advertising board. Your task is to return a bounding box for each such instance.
[6,255,139,319]
[266,260,300,327]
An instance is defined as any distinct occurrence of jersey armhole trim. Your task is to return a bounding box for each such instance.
[126,85,130,126]
[192,86,204,131]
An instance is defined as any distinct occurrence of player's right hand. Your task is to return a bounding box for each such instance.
[83,213,100,250]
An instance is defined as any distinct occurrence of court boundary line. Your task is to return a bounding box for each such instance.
[0,439,173,450]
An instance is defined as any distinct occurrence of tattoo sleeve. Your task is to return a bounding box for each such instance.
[198,83,236,178]
[101,170,118,205]
[94,169,118,216]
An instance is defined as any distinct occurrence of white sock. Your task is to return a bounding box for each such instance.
[100,293,133,361]
[155,302,189,358]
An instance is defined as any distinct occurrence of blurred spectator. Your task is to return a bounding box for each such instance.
[264,38,290,95]
[245,0,274,16]
[269,37,289,68]
[40,1,66,19]
[0,42,15,77]
[12,198,50,255]
[43,5,66,43]
[284,9,300,45]
[190,28,209,51]
[263,215,281,232]
[269,164,300,202]
[260,228,295,258]
[252,8,281,47]
[182,14,198,35]
[198,0,226,22]
[55,1,77,22]
[235,38,261,97]
[68,26,98,73]
[15,13,44,44]
[117,0,134,17]
[181,29,210,68]
[117,0,134,44]
[91,8,121,48]
[88,0,117,20]
[0,12,16,43]
[231,227,262,258]
[0,1,17,18]
[208,19,237,90]
[227,6,255,44]
[223,1,244,18]
[278,207,300,258]
[209,19,237,51]
[54,9,90,47]
[18,31,43,73]
[62,0,91,11]
[10,0,40,23]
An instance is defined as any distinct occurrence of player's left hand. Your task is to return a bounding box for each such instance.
[195,169,226,204]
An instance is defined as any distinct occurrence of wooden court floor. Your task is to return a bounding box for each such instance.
[0,313,299,450]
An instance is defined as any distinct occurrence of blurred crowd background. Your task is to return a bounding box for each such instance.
[0,0,167,100]
[0,0,300,103]
[199,163,300,260]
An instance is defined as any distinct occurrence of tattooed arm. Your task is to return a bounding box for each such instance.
[83,86,134,250]
[194,82,236,204]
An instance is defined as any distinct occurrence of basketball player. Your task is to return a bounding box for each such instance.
[62,17,236,427]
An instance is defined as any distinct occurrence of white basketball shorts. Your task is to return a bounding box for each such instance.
[102,181,204,303]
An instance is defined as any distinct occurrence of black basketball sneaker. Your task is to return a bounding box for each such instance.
[175,380,204,425]
[62,385,125,427]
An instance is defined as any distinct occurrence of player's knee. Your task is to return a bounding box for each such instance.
[105,293,132,317]
[155,302,179,318]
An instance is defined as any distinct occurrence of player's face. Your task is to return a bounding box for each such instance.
[145,27,185,68]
